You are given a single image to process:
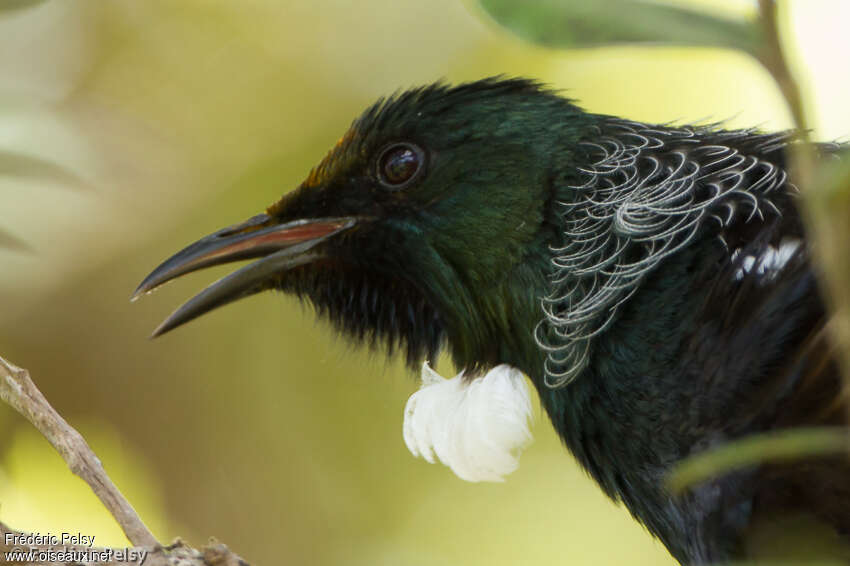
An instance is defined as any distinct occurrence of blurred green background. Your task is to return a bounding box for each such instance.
[0,1,848,564]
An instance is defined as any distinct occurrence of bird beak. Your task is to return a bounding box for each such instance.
[133,213,357,337]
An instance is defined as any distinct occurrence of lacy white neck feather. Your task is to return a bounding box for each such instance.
[536,121,791,387]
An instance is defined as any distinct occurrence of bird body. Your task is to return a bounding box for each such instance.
[136,78,846,564]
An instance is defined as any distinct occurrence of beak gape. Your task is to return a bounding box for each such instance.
[134,213,356,337]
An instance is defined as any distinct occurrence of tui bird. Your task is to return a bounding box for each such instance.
[135,78,848,564]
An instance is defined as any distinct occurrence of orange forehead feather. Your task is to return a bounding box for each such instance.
[302,126,359,189]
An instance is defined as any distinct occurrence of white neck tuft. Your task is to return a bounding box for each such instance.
[403,362,533,482]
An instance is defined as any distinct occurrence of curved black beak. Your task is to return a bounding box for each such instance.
[134,213,356,337]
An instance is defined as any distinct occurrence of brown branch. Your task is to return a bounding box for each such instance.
[755,0,850,392]
[756,0,809,134]
[0,521,248,566]
[754,0,815,195]
[754,0,816,209]
[0,355,156,547]
[0,354,251,566]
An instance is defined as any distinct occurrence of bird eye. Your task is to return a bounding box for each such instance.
[377,143,425,189]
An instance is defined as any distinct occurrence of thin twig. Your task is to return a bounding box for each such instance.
[0,521,249,566]
[755,0,850,395]
[756,0,809,134]
[0,355,157,548]
[0,357,255,566]
[754,0,816,198]
[0,354,254,565]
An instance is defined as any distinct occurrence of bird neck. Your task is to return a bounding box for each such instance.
[538,243,708,465]
[439,229,554,377]
[532,241,723,559]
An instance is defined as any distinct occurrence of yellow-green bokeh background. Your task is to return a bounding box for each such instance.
[1,1,848,564]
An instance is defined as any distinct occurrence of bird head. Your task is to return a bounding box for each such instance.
[135,78,591,376]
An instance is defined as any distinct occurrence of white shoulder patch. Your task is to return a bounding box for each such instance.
[402,362,533,482]
[732,238,802,281]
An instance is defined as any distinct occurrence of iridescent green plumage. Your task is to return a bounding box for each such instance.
[137,78,848,564]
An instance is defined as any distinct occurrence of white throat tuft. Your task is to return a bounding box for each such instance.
[403,362,533,482]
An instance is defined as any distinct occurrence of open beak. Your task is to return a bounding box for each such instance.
[133,213,356,337]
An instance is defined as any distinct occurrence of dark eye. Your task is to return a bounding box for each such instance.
[377,143,425,189]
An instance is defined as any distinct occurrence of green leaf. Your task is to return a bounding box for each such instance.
[0,150,89,250]
[0,0,49,16]
[812,149,850,205]
[479,0,760,55]
[0,229,31,251]
[0,150,89,191]
[668,428,850,494]
[720,562,847,566]
[804,153,850,398]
